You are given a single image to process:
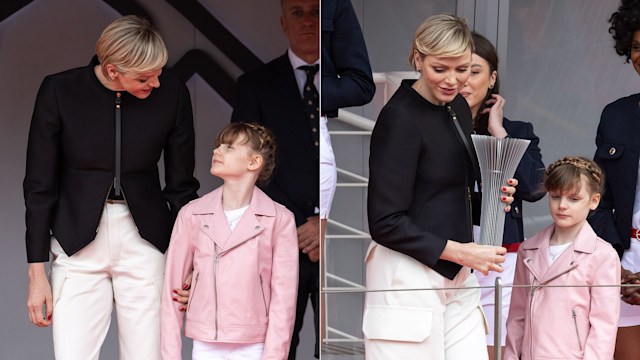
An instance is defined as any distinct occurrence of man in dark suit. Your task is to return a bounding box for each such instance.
[230,0,320,358]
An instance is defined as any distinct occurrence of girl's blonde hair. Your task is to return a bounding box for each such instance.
[216,123,277,185]
[96,15,168,78]
[544,156,605,195]
[409,14,474,69]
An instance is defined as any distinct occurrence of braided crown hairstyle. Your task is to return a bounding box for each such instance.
[608,0,640,62]
[544,156,604,195]
[216,122,277,185]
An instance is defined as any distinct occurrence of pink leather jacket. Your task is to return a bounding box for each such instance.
[505,223,620,360]
[161,186,299,359]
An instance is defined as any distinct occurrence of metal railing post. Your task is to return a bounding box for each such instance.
[494,276,503,360]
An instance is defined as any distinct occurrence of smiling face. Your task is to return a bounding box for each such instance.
[280,0,319,63]
[548,175,600,233]
[413,51,471,105]
[631,30,640,76]
[460,53,496,117]
[110,66,162,99]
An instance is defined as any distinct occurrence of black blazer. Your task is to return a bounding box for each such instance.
[367,80,476,280]
[321,0,375,117]
[231,53,318,227]
[589,93,640,257]
[24,57,200,262]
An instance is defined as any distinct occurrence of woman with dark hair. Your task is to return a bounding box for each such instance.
[460,32,545,360]
[589,0,640,358]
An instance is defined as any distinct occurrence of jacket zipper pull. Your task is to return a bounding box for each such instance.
[114,92,122,197]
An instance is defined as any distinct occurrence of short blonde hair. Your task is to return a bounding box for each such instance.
[409,14,474,68]
[96,15,168,77]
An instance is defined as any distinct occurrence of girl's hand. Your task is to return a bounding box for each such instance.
[483,94,508,139]
[501,178,518,212]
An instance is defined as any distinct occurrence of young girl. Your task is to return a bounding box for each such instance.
[505,156,620,360]
[160,122,299,360]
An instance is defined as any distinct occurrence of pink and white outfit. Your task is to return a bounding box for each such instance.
[161,186,299,360]
[505,223,620,360]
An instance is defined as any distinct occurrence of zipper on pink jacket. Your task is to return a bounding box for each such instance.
[572,308,582,352]
[529,286,536,360]
[214,251,219,340]
[212,228,262,340]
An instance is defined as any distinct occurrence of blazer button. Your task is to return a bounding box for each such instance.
[255,226,261,230]
[203,224,209,229]
[609,147,616,155]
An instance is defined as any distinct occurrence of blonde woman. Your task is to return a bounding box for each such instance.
[24,15,199,359]
[364,14,516,359]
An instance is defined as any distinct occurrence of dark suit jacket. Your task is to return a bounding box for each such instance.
[24,57,199,262]
[368,80,476,280]
[589,93,640,257]
[321,0,375,117]
[231,53,318,227]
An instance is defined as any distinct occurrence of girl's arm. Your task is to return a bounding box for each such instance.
[160,208,194,360]
[583,246,621,359]
[262,210,299,360]
[504,247,528,360]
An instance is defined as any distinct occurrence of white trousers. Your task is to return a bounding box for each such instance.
[50,202,166,360]
[363,242,488,360]
[192,341,264,360]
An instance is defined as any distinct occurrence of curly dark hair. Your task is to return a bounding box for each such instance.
[609,0,640,62]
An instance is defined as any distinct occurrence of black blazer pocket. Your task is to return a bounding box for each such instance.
[596,142,625,160]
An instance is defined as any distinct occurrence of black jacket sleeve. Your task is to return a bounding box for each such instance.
[321,0,375,117]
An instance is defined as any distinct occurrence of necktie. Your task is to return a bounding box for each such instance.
[299,65,319,157]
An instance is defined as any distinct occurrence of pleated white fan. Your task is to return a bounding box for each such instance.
[471,135,530,246]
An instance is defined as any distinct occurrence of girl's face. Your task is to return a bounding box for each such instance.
[210,136,255,180]
[460,53,496,118]
[631,30,640,76]
[111,67,162,99]
[413,50,472,105]
[548,175,600,233]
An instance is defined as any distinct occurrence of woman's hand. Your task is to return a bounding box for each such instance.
[484,94,508,139]
[172,271,192,311]
[621,267,640,305]
[501,178,518,212]
[27,263,53,327]
[441,241,507,276]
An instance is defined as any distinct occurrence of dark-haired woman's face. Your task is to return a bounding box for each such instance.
[460,53,496,118]
[631,30,640,76]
